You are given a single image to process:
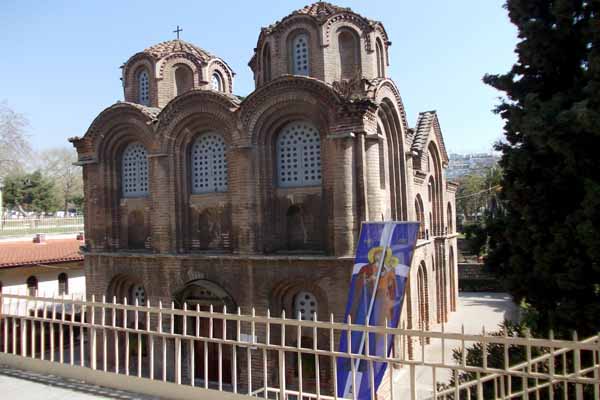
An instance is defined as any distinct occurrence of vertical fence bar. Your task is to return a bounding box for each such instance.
[148,299,154,381]
[573,331,583,400]
[124,297,129,375]
[70,295,75,365]
[80,298,85,367]
[60,295,65,364]
[113,296,119,374]
[102,295,107,372]
[50,297,56,361]
[91,295,97,370]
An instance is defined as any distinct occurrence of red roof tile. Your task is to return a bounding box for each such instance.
[0,239,83,269]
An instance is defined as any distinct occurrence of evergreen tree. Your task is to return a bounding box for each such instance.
[3,171,59,214]
[484,0,600,337]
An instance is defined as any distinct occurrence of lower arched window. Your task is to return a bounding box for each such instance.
[277,121,321,187]
[293,291,318,321]
[27,276,38,296]
[192,133,228,193]
[58,273,68,295]
[122,143,149,197]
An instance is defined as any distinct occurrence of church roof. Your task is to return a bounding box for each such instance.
[265,1,379,31]
[411,111,449,163]
[142,39,213,61]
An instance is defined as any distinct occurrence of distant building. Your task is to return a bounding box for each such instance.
[447,153,499,179]
[0,234,85,298]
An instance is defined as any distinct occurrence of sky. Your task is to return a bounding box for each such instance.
[0,0,518,155]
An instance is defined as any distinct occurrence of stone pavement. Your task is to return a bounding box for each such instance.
[393,292,519,399]
[0,364,160,400]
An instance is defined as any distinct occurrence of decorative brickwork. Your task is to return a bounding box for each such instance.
[69,1,459,391]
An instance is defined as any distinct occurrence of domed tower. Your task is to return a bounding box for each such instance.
[249,1,390,88]
[122,39,235,108]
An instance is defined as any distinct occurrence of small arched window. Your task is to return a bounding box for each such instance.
[338,29,361,80]
[291,33,309,76]
[174,64,194,95]
[191,133,228,193]
[122,143,149,197]
[294,291,318,321]
[415,195,425,239]
[262,43,272,83]
[26,276,38,296]
[138,69,150,106]
[376,38,385,78]
[58,273,68,295]
[130,284,146,306]
[447,203,453,233]
[211,72,223,91]
[277,121,322,188]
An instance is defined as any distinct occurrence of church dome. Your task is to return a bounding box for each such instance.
[142,39,214,62]
[122,39,235,108]
[249,1,390,88]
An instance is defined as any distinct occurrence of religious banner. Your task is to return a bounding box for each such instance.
[337,221,420,400]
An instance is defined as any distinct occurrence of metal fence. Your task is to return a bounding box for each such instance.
[0,293,598,400]
[0,216,84,237]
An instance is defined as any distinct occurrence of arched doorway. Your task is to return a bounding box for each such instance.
[173,280,236,386]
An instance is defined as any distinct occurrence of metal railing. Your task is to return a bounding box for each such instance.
[0,216,84,237]
[0,292,598,400]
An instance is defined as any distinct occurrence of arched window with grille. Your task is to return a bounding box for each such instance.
[277,121,321,188]
[291,33,309,76]
[191,133,228,194]
[138,69,150,106]
[122,143,149,197]
[58,272,68,295]
[26,276,38,296]
[293,291,318,321]
[211,72,223,91]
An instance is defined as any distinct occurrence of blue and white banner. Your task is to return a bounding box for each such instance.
[337,222,420,400]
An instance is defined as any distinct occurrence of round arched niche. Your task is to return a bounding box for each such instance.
[173,279,236,311]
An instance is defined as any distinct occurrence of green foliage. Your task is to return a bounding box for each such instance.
[463,224,488,256]
[484,0,600,337]
[3,171,60,214]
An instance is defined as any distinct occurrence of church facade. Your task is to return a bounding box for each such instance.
[70,1,458,391]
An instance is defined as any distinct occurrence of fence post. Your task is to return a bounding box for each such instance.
[90,294,97,370]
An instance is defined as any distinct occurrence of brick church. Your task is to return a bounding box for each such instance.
[70,0,458,387]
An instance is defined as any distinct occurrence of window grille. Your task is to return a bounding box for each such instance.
[277,121,321,187]
[139,69,150,106]
[192,133,228,193]
[122,143,149,197]
[211,72,223,91]
[292,34,309,76]
[293,291,318,321]
[131,284,146,306]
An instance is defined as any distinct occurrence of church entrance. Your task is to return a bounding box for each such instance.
[174,280,236,386]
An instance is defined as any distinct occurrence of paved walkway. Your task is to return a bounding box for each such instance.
[393,292,519,399]
[0,365,160,400]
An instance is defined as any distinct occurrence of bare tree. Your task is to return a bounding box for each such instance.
[0,101,32,178]
[37,147,83,214]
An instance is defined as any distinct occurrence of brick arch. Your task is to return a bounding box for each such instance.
[206,58,234,93]
[123,57,156,105]
[414,194,425,239]
[337,26,362,80]
[156,93,239,253]
[427,141,444,236]
[449,246,456,312]
[378,96,409,220]
[416,261,429,333]
[269,279,329,320]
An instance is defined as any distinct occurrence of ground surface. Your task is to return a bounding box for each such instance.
[393,292,519,399]
[0,365,160,399]
[0,292,517,399]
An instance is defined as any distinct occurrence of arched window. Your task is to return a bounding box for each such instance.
[415,195,425,239]
[211,72,223,91]
[277,121,321,188]
[122,143,149,197]
[262,43,272,83]
[293,291,318,321]
[26,276,38,296]
[191,133,228,193]
[174,64,193,95]
[447,203,453,233]
[131,284,146,306]
[138,69,150,106]
[338,29,361,80]
[376,38,385,78]
[58,273,68,295]
[291,33,309,76]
